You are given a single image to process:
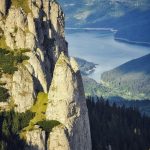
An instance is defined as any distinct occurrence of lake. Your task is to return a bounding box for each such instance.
[66,29,150,82]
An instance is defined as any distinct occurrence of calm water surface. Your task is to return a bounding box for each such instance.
[66,30,150,82]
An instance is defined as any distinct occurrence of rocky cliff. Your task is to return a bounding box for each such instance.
[46,53,91,150]
[0,0,68,112]
[0,0,92,149]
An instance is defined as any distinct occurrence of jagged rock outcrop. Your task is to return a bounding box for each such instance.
[0,0,9,16]
[25,126,46,150]
[12,65,35,112]
[0,0,68,112]
[0,0,92,149]
[46,53,92,150]
[47,125,70,150]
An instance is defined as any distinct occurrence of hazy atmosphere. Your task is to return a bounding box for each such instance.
[66,29,150,81]
[0,0,150,150]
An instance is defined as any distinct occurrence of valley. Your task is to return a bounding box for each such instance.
[59,0,150,45]
[67,29,150,81]
[71,30,150,113]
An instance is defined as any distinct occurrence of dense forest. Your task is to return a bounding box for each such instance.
[0,111,34,150]
[0,97,150,150]
[87,97,150,150]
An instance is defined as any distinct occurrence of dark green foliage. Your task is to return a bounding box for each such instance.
[108,99,150,117]
[0,110,35,150]
[0,48,29,75]
[87,97,150,150]
[0,48,29,102]
[0,87,9,102]
[37,120,60,133]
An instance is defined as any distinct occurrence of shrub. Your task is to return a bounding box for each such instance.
[0,48,29,75]
[0,48,30,102]
[0,87,9,102]
[37,120,60,133]
[11,0,31,13]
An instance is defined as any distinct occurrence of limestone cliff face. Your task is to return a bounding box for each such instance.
[25,126,46,150]
[46,53,92,150]
[0,0,67,112]
[0,0,92,149]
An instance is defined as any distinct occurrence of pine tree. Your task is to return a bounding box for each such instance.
[2,119,10,137]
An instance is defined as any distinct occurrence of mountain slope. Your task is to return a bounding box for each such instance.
[75,57,97,75]
[87,97,150,150]
[101,54,150,100]
[58,0,150,44]
[58,0,150,27]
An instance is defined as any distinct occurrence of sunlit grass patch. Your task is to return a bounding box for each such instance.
[11,0,31,13]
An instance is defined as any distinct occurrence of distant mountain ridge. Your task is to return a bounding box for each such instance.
[58,0,150,27]
[58,0,150,45]
[80,54,150,115]
[76,54,150,100]
[101,54,150,100]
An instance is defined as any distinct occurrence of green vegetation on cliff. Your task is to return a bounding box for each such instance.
[0,110,35,150]
[37,120,60,133]
[21,92,61,139]
[0,32,7,49]
[11,0,31,13]
[0,86,9,103]
[0,48,30,75]
[21,92,48,134]
[0,48,29,102]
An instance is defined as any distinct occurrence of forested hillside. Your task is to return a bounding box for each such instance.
[87,97,150,150]
[101,54,150,100]
[59,0,150,45]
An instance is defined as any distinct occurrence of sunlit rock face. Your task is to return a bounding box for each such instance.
[25,126,46,150]
[0,0,92,149]
[46,53,92,150]
[0,0,68,112]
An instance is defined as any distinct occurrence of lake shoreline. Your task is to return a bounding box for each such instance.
[66,29,150,81]
[66,27,150,47]
[115,37,150,47]
[66,27,117,32]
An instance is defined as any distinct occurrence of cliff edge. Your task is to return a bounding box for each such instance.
[0,0,92,150]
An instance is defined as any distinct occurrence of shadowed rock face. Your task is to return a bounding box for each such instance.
[0,0,11,16]
[0,0,92,149]
[25,126,46,150]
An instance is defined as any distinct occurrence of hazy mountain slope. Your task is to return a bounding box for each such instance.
[114,10,150,44]
[58,0,150,27]
[75,54,150,100]
[75,57,97,75]
[58,0,150,44]
[101,54,150,100]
